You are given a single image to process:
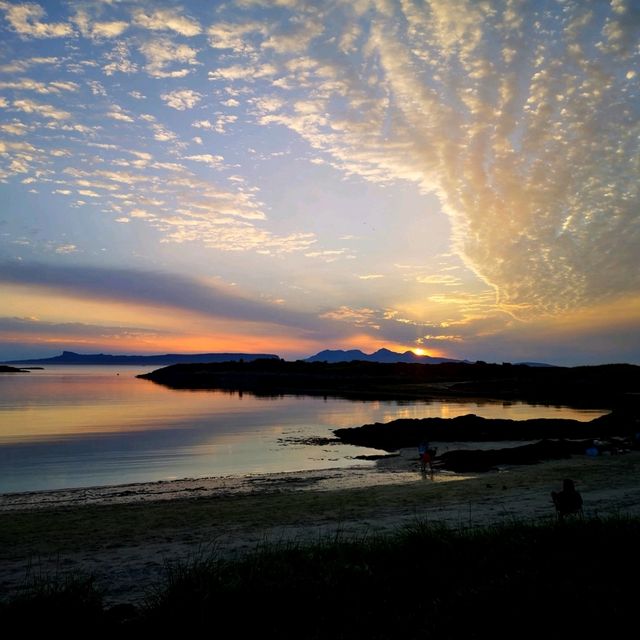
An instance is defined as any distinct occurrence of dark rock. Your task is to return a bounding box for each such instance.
[436,439,585,472]
[333,411,639,451]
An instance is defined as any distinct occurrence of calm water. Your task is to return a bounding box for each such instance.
[0,366,606,494]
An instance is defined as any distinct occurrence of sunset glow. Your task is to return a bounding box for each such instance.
[1,0,639,364]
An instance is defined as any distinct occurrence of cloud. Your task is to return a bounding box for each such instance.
[0,121,29,135]
[49,80,79,92]
[0,78,78,94]
[12,98,70,119]
[150,122,178,143]
[87,80,107,96]
[139,37,199,78]
[208,63,277,81]
[320,306,381,328]
[214,114,237,133]
[434,297,640,365]
[161,89,203,110]
[223,0,640,318]
[128,150,152,162]
[0,1,73,38]
[304,249,349,262]
[105,105,134,122]
[416,275,462,287]
[183,154,223,167]
[71,8,128,39]
[103,41,137,75]
[0,316,161,340]
[46,153,315,255]
[0,262,350,337]
[91,20,128,38]
[207,21,266,53]
[133,8,201,37]
[261,14,323,54]
[192,116,237,134]
[192,119,215,129]
[129,208,153,219]
[159,217,315,252]
[0,56,59,73]
[54,243,77,254]
[0,139,36,154]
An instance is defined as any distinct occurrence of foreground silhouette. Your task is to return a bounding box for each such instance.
[551,478,584,521]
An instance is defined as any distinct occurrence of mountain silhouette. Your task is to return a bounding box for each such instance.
[304,348,462,364]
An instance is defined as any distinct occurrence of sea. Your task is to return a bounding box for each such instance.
[0,365,606,494]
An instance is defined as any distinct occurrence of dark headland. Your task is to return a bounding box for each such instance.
[138,359,640,408]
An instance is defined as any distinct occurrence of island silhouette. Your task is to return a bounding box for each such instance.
[2,350,280,366]
[138,359,639,407]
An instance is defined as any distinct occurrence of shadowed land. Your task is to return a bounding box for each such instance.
[138,360,640,408]
[334,411,639,449]
[2,511,640,635]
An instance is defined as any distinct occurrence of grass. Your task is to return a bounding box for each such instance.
[4,516,637,637]
[146,516,640,638]
[0,568,103,629]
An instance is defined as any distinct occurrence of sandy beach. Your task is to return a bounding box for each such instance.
[2,449,640,606]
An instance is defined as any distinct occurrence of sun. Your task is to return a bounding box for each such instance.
[413,348,428,356]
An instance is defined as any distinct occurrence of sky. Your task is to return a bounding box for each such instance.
[0,0,639,365]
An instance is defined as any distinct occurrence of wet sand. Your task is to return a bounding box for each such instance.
[2,449,640,605]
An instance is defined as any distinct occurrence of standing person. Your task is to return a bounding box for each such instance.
[551,479,583,521]
[418,441,430,473]
[418,442,436,473]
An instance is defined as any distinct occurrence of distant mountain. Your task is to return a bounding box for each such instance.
[3,350,280,366]
[304,348,462,364]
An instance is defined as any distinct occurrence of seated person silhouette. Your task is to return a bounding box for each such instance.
[551,479,583,520]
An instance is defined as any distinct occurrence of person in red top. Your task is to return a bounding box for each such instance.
[418,441,436,474]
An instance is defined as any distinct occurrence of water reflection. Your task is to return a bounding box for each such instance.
[0,366,606,493]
